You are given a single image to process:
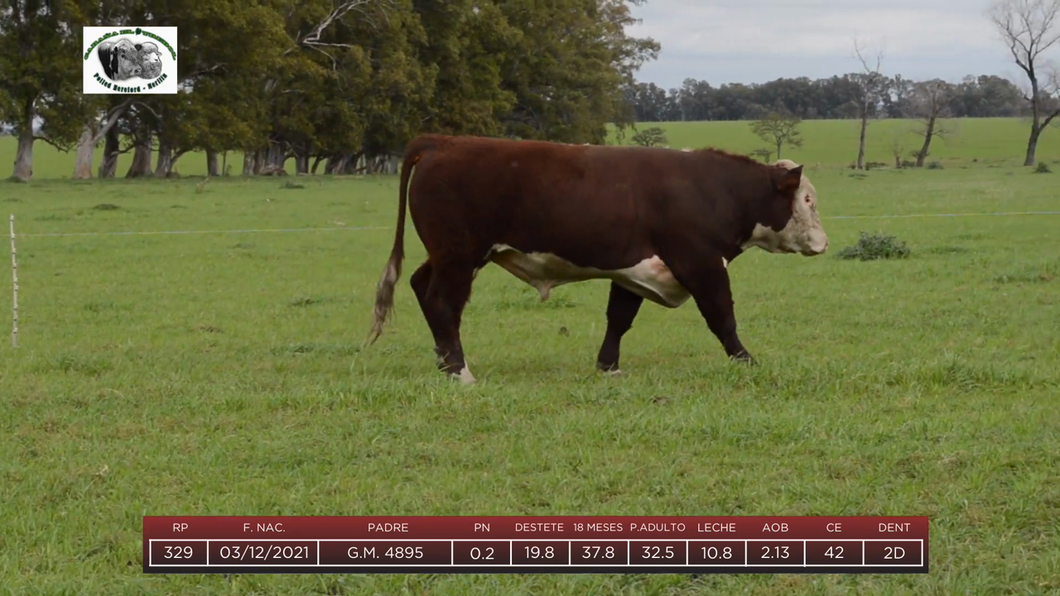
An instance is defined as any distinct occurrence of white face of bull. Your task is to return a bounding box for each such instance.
[139,43,163,79]
[743,160,829,256]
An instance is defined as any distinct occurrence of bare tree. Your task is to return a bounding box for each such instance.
[906,79,956,167]
[987,0,1060,166]
[750,112,805,160]
[852,37,889,170]
[890,131,907,169]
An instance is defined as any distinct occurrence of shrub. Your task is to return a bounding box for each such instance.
[926,161,944,170]
[1034,162,1051,174]
[836,232,911,261]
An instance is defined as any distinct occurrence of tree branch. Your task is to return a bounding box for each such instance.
[1043,107,1060,128]
[132,100,161,120]
[93,97,135,144]
[35,134,72,153]
[185,64,227,79]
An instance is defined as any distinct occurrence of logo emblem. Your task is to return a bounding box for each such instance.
[83,27,178,94]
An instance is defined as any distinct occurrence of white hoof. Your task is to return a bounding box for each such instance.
[456,366,476,384]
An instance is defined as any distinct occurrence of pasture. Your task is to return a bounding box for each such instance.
[2,117,1059,179]
[1,120,1059,595]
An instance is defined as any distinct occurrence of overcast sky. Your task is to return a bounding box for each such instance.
[625,0,1033,88]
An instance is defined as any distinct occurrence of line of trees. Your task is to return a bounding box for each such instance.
[0,0,659,181]
[623,74,1031,124]
[1,0,1057,181]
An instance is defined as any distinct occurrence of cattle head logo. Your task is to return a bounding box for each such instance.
[97,38,163,81]
[83,27,178,94]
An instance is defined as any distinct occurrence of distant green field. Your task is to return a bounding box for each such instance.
[2,117,1058,179]
[613,117,1060,168]
[1,155,1058,594]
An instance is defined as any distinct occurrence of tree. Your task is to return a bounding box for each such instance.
[987,0,1060,166]
[852,37,889,170]
[906,79,955,167]
[750,112,804,160]
[496,0,658,144]
[889,131,906,168]
[630,126,667,146]
[0,0,86,181]
[412,1,519,137]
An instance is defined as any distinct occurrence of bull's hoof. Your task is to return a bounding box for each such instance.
[596,362,622,376]
[731,352,757,365]
[448,366,476,384]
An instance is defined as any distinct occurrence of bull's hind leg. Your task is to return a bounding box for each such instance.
[410,261,445,363]
[422,262,477,383]
[596,282,644,374]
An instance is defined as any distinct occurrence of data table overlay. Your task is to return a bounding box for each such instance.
[144,516,928,574]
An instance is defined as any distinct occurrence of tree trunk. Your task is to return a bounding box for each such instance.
[170,150,187,174]
[99,126,120,178]
[776,138,783,160]
[154,140,174,177]
[242,152,255,176]
[1024,124,1040,167]
[73,102,129,180]
[72,126,97,179]
[221,151,228,176]
[253,150,265,174]
[12,127,34,182]
[915,116,936,168]
[126,136,153,178]
[294,151,309,175]
[311,155,324,175]
[325,153,348,174]
[264,142,286,170]
[856,114,868,170]
[206,149,219,177]
[11,97,35,181]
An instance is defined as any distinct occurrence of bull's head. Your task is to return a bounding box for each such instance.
[138,42,163,79]
[745,159,829,256]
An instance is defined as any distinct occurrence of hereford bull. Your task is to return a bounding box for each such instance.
[367,135,828,383]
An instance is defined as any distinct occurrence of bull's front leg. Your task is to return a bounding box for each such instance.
[596,282,644,374]
[674,258,754,363]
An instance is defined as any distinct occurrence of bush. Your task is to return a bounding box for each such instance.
[837,232,911,261]
[926,161,944,170]
[1034,162,1051,174]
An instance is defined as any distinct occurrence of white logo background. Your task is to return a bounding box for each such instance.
[83,26,178,95]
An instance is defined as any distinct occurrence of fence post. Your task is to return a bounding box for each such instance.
[9,214,17,348]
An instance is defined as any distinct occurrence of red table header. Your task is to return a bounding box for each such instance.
[144,516,928,540]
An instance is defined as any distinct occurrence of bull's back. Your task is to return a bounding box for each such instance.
[408,138,658,267]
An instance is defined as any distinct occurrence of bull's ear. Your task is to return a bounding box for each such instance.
[776,165,803,194]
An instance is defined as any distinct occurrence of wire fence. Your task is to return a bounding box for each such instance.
[9,211,1060,239]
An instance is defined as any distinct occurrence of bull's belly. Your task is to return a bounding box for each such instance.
[487,244,691,308]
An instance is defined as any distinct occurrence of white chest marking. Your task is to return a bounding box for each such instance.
[722,257,728,269]
[488,245,691,308]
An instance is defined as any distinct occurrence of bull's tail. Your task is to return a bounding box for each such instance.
[365,137,433,346]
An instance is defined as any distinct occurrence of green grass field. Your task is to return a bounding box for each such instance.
[1,120,1059,595]
[2,117,1058,179]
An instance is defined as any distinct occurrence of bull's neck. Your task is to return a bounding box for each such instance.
[724,167,778,257]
